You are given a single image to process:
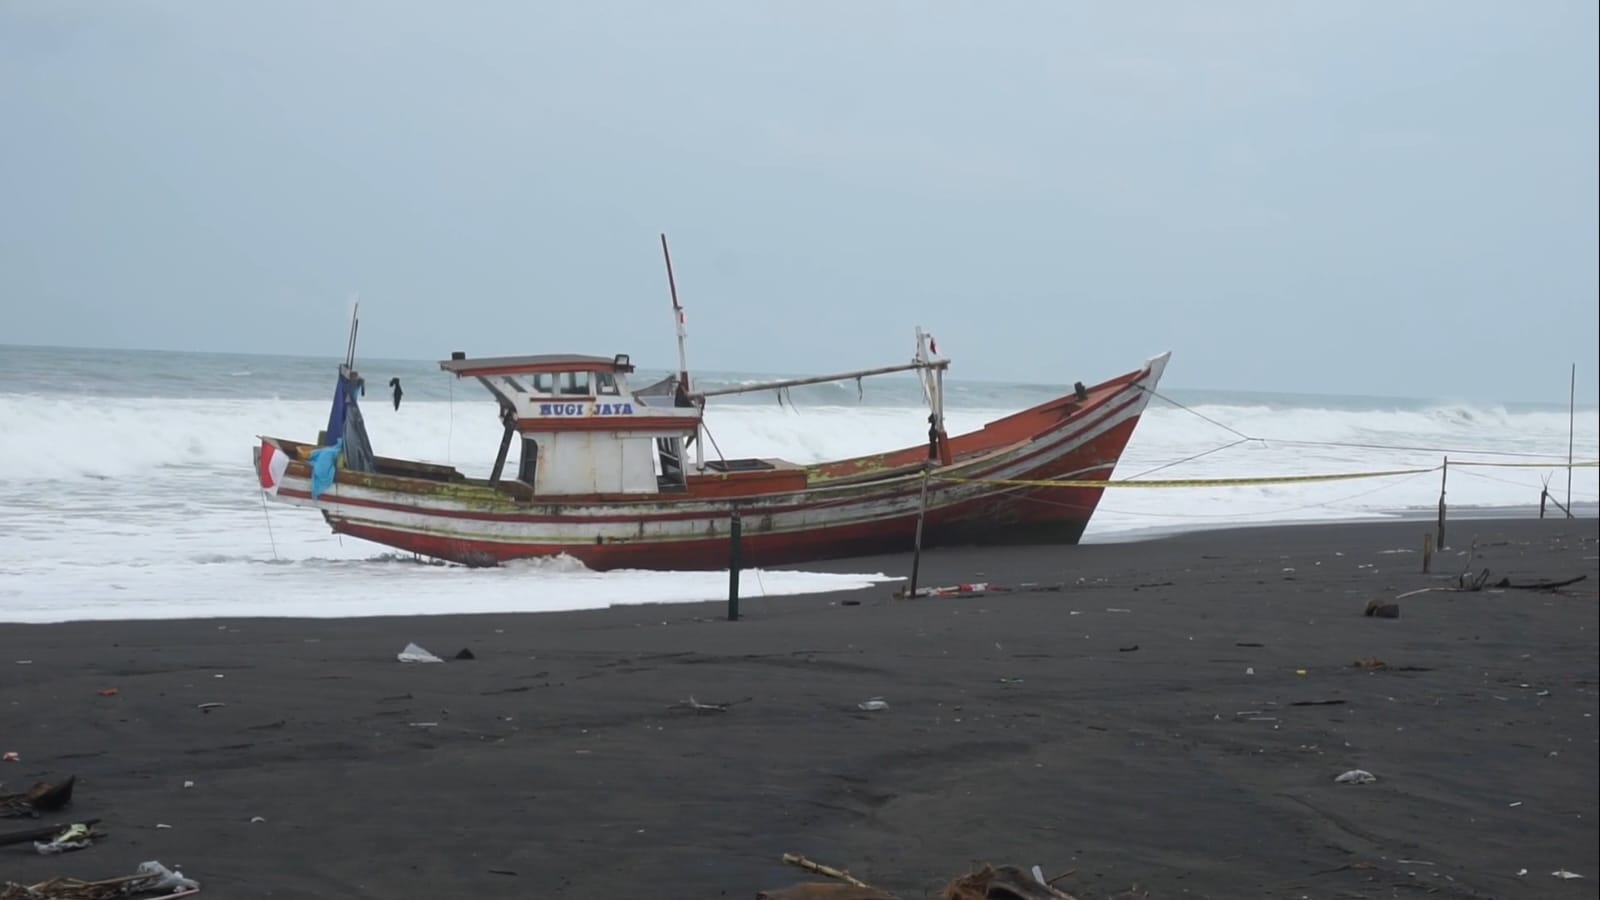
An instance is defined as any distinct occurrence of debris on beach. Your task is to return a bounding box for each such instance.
[1363,599,1400,619]
[1335,769,1377,785]
[33,822,103,856]
[667,696,743,714]
[760,853,1084,899]
[397,642,444,663]
[898,581,1065,600]
[2,818,100,851]
[1,777,75,819]
[1491,574,1586,591]
[0,859,197,900]
[856,698,890,712]
[940,864,1081,899]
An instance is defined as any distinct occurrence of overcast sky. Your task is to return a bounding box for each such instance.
[2,1,1596,402]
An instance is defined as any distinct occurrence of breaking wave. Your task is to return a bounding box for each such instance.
[1,350,1595,624]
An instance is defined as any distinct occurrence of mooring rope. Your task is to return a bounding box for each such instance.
[1134,383,1588,462]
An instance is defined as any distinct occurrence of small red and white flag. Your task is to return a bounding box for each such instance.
[258,440,290,494]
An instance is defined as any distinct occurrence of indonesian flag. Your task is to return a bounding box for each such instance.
[258,440,290,494]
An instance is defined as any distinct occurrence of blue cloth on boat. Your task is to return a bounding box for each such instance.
[309,437,344,499]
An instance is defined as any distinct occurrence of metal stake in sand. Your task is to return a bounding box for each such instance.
[1436,456,1448,551]
[727,508,742,621]
[1567,362,1576,518]
[1422,532,1433,574]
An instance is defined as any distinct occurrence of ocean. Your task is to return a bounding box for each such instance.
[2,344,1595,624]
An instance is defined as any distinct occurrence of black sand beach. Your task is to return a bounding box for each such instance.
[2,517,1597,899]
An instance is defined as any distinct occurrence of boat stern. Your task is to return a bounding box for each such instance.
[252,436,324,511]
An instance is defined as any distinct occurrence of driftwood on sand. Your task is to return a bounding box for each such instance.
[0,874,150,900]
[758,854,1084,900]
[0,863,197,900]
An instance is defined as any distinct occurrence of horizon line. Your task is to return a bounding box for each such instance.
[3,340,1595,410]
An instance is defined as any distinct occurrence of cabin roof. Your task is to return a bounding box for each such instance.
[438,353,635,377]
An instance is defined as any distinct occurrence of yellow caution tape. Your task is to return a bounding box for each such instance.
[1447,459,1600,470]
[935,467,1439,490]
[935,457,1599,490]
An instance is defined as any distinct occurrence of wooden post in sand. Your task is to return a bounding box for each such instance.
[903,465,932,599]
[1436,456,1449,551]
[1422,532,1433,574]
[727,509,742,621]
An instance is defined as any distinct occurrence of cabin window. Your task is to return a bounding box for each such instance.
[596,371,620,395]
[531,372,555,394]
[559,371,591,395]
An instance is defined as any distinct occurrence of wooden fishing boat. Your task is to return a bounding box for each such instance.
[253,243,1170,571]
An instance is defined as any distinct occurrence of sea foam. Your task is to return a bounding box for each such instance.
[1,354,1594,623]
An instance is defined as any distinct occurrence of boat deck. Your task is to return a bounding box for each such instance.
[276,405,1039,506]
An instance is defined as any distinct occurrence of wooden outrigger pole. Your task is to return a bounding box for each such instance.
[690,358,949,400]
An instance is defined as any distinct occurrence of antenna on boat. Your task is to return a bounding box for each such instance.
[659,234,690,394]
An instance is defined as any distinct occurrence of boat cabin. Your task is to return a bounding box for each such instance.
[439,352,704,496]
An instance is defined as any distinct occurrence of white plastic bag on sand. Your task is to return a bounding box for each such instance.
[137,860,199,891]
[397,642,444,663]
[1335,769,1377,784]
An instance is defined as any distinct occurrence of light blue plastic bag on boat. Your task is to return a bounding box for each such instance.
[309,437,344,499]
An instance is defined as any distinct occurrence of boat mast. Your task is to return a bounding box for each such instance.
[343,294,361,372]
[660,234,690,394]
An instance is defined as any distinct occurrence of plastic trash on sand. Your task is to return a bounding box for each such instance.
[33,822,98,855]
[398,642,444,663]
[137,860,200,891]
[856,698,889,711]
[1335,769,1377,784]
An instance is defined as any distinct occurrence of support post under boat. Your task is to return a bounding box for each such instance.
[727,509,743,621]
[900,463,932,599]
[489,409,516,485]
